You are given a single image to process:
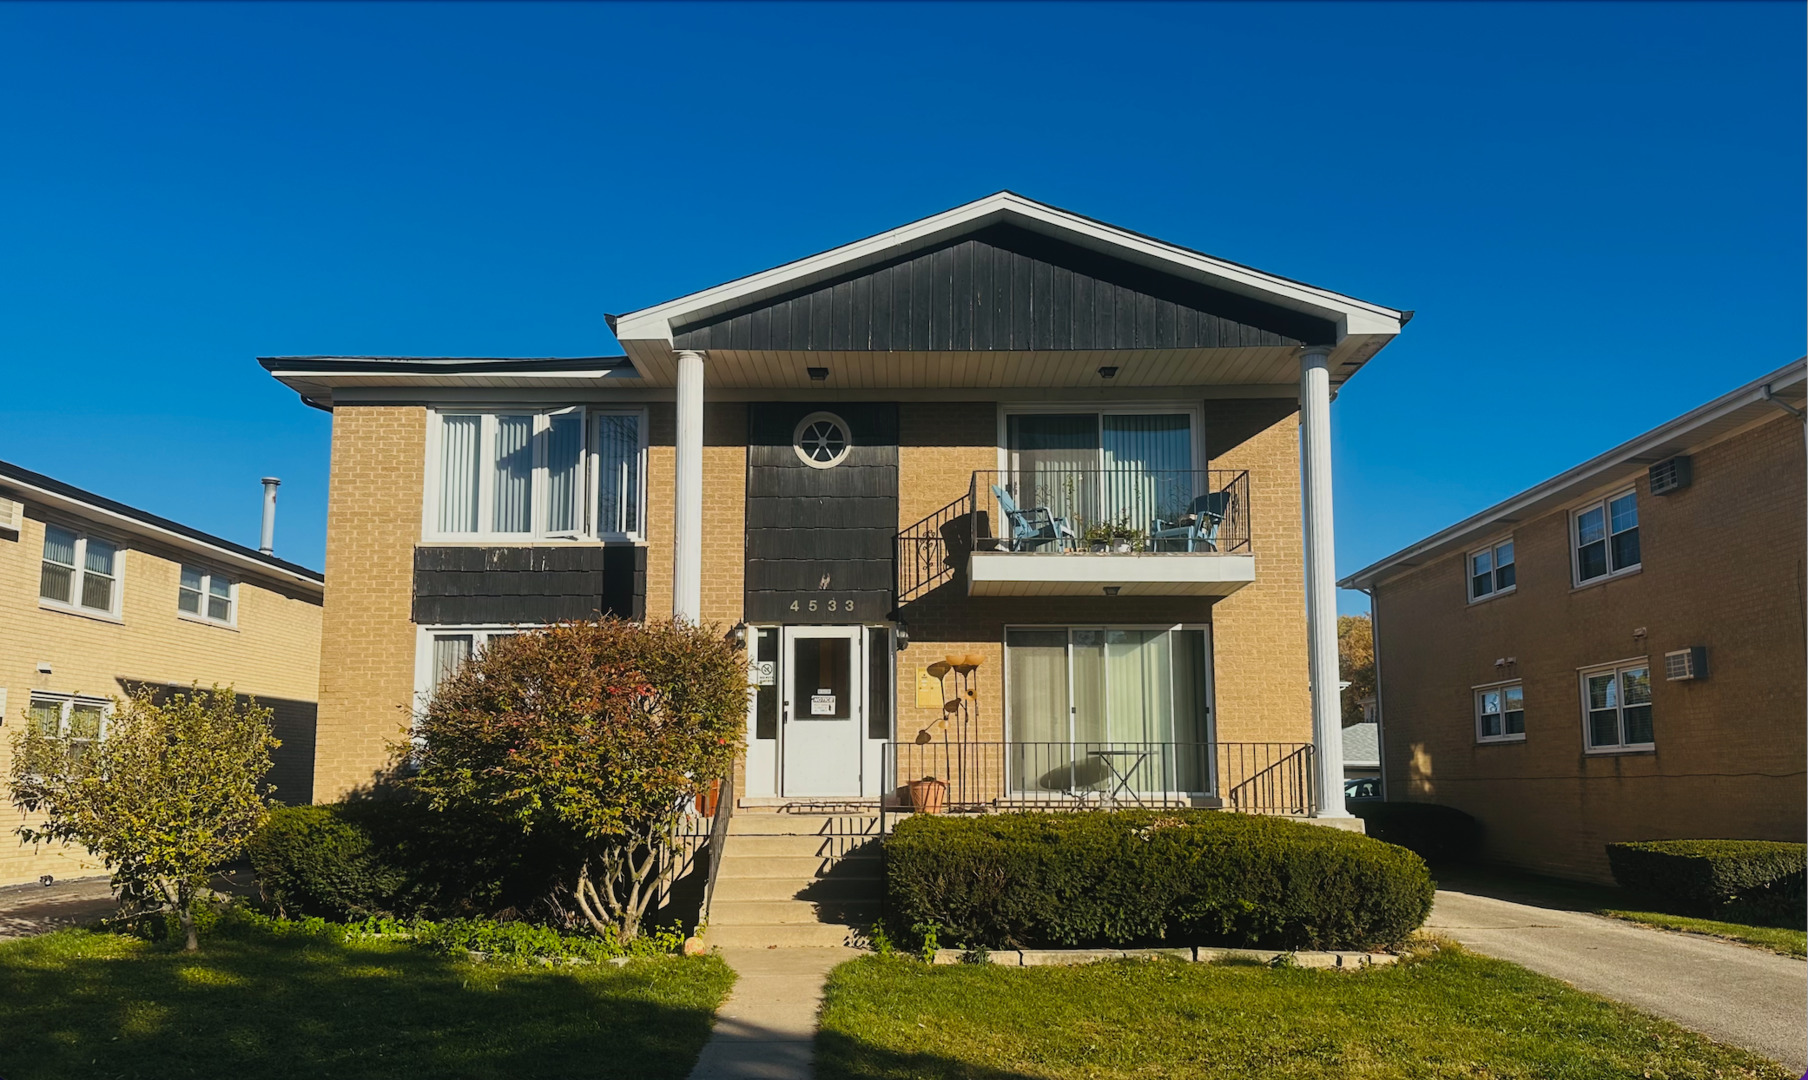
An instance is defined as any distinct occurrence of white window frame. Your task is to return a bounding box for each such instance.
[1001,623,1217,798]
[1466,537,1516,603]
[1472,679,1525,744]
[178,565,238,628]
[39,523,124,620]
[422,407,648,543]
[1571,488,1641,587]
[1578,658,1655,754]
[995,403,1207,473]
[412,624,540,713]
[27,692,113,750]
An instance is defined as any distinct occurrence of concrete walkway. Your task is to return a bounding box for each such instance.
[1428,886,1807,1073]
[687,946,858,1080]
[0,877,115,942]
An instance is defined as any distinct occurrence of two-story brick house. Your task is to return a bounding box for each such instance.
[1341,360,1807,883]
[266,193,1407,826]
[0,461,324,887]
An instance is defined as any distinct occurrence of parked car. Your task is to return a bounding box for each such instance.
[1344,777,1382,804]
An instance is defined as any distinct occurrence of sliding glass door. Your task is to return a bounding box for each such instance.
[1006,626,1213,797]
[1004,410,1199,536]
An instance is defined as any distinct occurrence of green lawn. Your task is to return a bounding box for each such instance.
[1602,909,1808,957]
[0,927,734,1080]
[816,949,1791,1080]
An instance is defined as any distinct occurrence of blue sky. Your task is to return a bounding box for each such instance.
[0,2,1800,613]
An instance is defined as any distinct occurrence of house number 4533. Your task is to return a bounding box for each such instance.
[789,598,854,613]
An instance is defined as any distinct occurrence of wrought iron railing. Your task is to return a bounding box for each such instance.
[700,773,734,926]
[895,492,974,604]
[878,740,1315,830]
[970,469,1251,555]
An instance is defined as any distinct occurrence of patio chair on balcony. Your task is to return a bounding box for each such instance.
[1150,491,1231,552]
[992,485,1077,552]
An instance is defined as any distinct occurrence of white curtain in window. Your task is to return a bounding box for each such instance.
[431,635,473,692]
[546,412,583,533]
[1102,414,1193,532]
[595,414,640,535]
[492,415,534,533]
[1169,629,1210,791]
[1006,629,1071,794]
[438,415,481,533]
[1006,414,1097,524]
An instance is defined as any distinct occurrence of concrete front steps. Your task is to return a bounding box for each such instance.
[702,812,883,948]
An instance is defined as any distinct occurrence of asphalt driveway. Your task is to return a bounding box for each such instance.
[1428,882,1807,1073]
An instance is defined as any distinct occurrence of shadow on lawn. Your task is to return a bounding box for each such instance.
[815,1029,1047,1080]
[0,930,722,1080]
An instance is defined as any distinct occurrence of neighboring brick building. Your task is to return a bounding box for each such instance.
[266,193,1408,816]
[1342,361,1807,883]
[0,461,323,887]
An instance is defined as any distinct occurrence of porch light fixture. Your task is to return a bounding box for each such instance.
[807,366,830,381]
[894,619,910,651]
[729,622,748,650]
[1097,366,1119,379]
[1103,586,1121,596]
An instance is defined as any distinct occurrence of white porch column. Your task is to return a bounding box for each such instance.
[1300,345,1350,817]
[673,349,705,624]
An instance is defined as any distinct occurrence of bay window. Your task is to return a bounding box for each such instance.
[428,408,643,541]
[1005,625,1213,795]
[40,525,120,616]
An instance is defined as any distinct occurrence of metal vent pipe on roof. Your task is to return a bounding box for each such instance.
[259,477,281,556]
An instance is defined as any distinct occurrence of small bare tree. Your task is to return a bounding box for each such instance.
[8,686,277,951]
[410,619,745,940]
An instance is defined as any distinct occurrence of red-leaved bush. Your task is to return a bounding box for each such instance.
[410,619,746,938]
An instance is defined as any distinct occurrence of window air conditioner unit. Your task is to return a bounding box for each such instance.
[0,498,21,534]
[1664,646,1707,682]
[1648,455,1692,495]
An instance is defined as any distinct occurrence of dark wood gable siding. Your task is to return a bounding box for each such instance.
[744,403,898,624]
[413,546,645,625]
[673,224,1336,352]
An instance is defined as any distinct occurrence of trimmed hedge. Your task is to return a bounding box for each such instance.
[885,810,1434,951]
[1350,802,1481,864]
[1606,840,1807,924]
[246,804,411,920]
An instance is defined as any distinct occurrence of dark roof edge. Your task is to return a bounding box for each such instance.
[0,458,324,587]
[260,355,631,375]
[1339,357,1807,592]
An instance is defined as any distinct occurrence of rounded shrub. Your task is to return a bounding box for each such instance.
[885,810,1435,952]
[246,804,410,920]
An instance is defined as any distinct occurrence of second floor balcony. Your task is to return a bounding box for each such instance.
[898,469,1257,601]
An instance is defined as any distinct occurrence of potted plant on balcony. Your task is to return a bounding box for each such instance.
[907,775,948,814]
[1081,520,1115,554]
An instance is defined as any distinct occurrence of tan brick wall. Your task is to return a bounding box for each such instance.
[1374,414,1808,882]
[0,510,321,886]
[313,405,425,801]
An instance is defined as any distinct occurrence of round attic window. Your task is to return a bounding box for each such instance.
[794,412,852,469]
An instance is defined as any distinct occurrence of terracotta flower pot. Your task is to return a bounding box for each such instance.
[908,777,948,814]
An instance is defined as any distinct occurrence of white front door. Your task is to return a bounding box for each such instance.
[781,625,864,797]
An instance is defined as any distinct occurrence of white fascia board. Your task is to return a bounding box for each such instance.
[612,192,1404,345]
[1340,358,1807,591]
[968,551,1257,589]
[7,479,324,595]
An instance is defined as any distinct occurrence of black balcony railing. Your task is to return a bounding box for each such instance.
[878,740,1315,830]
[895,492,973,604]
[971,469,1251,555]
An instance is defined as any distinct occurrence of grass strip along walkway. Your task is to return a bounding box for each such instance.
[816,947,1792,1080]
[1601,909,1807,958]
[0,926,734,1080]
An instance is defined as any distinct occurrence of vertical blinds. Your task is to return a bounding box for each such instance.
[435,411,641,538]
[595,413,640,536]
[438,415,481,533]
